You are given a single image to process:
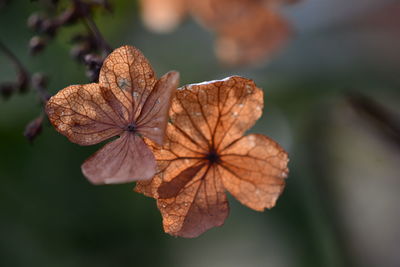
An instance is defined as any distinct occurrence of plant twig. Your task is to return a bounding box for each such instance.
[82,15,112,55]
[347,92,400,149]
[0,39,29,78]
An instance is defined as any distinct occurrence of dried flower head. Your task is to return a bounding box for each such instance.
[136,76,289,237]
[140,0,297,66]
[46,46,179,184]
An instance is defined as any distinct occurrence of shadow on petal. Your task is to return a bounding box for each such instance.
[81,132,156,184]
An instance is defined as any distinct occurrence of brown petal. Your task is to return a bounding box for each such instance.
[140,0,188,33]
[81,132,156,184]
[157,164,229,238]
[220,134,289,211]
[157,163,206,198]
[45,83,124,145]
[175,76,263,151]
[215,8,290,66]
[99,46,158,121]
[189,0,291,66]
[137,71,179,145]
[135,138,204,198]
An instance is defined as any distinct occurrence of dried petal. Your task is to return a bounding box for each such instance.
[175,76,263,150]
[46,83,125,145]
[137,71,179,145]
[99,46,158,120]
[82,132,156,184]
[157,164,229,238]
[0,82,17,99]
[220,134,289,211]
[157,163,206,198]
[29,36,46,55]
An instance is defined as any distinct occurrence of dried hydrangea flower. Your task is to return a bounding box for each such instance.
[136,76,289,237]
[46,46,179,184]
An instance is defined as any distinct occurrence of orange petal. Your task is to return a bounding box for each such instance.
[175,76,263,151]
[157,163,206,198]
[45,83,124,146]
[137,71,179,145]
[135,140,204,198]
[99,46,158,121]
[81,132,156,184]
[157,164,229,238]
[220,134,289,211]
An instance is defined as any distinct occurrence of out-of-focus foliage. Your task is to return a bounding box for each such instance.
[1,0,400,267]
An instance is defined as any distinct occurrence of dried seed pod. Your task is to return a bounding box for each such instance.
[83,54,103,81]
[27,13,45,31]
[85,69,99,82]
[40,19,57,37]
[29,36,46,55]
[83,53,103,68]
[24,116,44,143]
[0,82,16,99]
[32,72,48,89]
[70,43,90,60]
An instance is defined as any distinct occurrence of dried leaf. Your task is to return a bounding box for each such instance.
[136,76,289,237]
[46,46,179,184]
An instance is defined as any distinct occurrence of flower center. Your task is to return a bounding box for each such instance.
[127,123,137,132]
[206,148,220,164]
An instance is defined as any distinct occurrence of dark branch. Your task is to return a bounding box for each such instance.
[0,39,29,78]
[83,15,112,55]
[347,92,400,149]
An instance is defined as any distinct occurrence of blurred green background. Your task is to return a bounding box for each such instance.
[1,0,400,266]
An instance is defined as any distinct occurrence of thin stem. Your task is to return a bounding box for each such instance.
[82,15,112,55]
[0,40,49,105]
[35,82,50,105]
[0,39,28,76]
